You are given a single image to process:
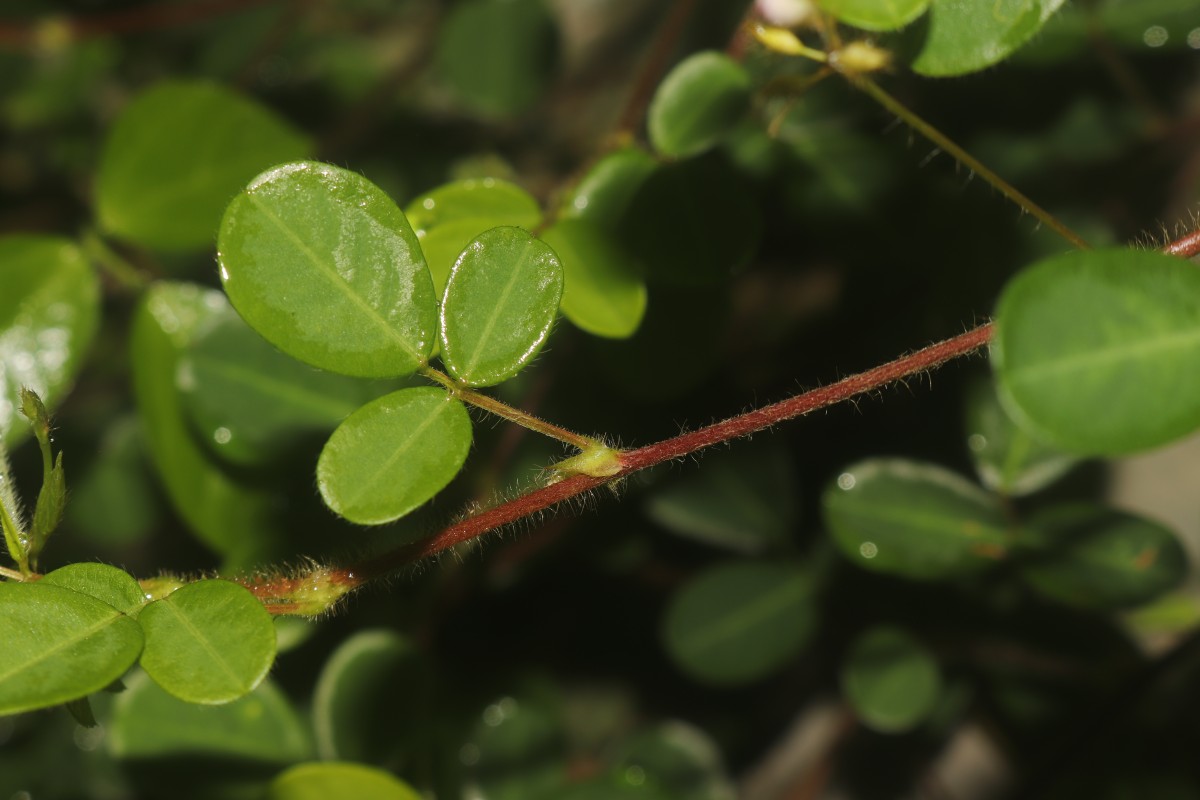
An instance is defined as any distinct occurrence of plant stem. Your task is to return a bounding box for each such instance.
[853,77,1092,251]
[0,565,24,581]
[419,366,599,450]
[611,0,700,139]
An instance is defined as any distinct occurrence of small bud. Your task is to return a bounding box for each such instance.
[550,444,624,481]
[753,24,809,56]
[830,41,892,76]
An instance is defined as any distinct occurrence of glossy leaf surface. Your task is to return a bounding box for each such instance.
[964,375,1077,496]
[0,235,99,449]
[0,582,143,715]
[817,0,930,30]
[405,178,541,295]
[824,458,1010,579]
[177,311,392,466]
[439,226,563,386]
[435,0,557,116]
[1020,505,1188,610]
[218,161,437,378]
[645,442,797,553]
[648,51,751,158]
[312,630,429,762]
[41,563,145,616]
[913,0,1068,76]
[110,670,311,761]
[662,561,815,685]
[269,762,421,800]
[131,283,282,559]
[317,387,472,524]
[560,147,657,229]
[138,579,276,704]
[95,81,310,251]
[541,220,647,339]
[841,626,941,733]
[993,248,1200,455]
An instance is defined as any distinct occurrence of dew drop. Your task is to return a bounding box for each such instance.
[837,472,856,490]
[1144,25,1168,47]
[859,541,878,559]
[213,427,232,445]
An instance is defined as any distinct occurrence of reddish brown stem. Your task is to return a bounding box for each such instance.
[1163,228,1200,259]
[611,0,700,138]
[0,0,275,48]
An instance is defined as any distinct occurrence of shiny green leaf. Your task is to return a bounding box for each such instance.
[841,626,941,733]
[0,582,143,715]
[0,235,100,449]
[131,283,283,559]
[1020,505,1188,610]
[41,563,145,616]
[662,561,815,685]
[824,458,1010,580]
[964,375,1077,496]
[96,81,310,251]
[993,248,1200,455]
[648,51,751,158]
[312,629,430,763]
[560,147,657,229]
[817,0,930,30]
[317,386,472,524]
[218,161,438,378]
[138,579,276,704]
[619,154,761,286]
[645,442,797,553]
[435,0,557,116]
[611,722,736,800]
[177,311,394,466]
[541,220,646,339]
[440,227,563,386]
[912,0,1067,76]
[405,178,541,296]
[269,762,421,800]
[110,669,311,761]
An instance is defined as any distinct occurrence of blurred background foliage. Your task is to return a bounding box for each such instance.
[1,0,1200,798]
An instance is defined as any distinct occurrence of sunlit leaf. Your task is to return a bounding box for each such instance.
[816,0,930,30]
[317,387,472,524]
[1019,505,1188,610]
[662,561,815,685]
[541,220,647,339]
[648,51,751,159]
[269,762,421,800]
[0,582,142,715]
[0,235,100,449]
[993,248,1200,455]
[218,161,437,378]
[824,458,1010,580]
[138,579,276,704]
[440,226,563,386]
[41,563,145,616]
[841,626,941,733]
[96,81,310,251]
[560,147,657,230]
[912,0,1068,76]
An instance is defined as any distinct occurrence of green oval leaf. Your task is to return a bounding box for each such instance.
[662,560,815,685]
[912,0,1067,76]
[131,283,284,560]
[138,579,276,704]
[312,629,430,763]
[96,81,311,251]
[177,311,395,466]
[435,0,558,117]
[0,234,100,449]
[1019,505,1188,610]
[218,161,437,378]
[541,220,647,339]
[560,147,657,229]
[0,582,143,715]
[41,563,145,616]
[648,51,751,159]
[841,626,941,733]
[110,669,311,761]
[824,458,1010,580]
[317,386,473,524]
[439,226,563,386]
[964,375,1077,496]
[816,0,930,30]
[993,248,1200,455]
[644,441,798,553]
[269,762,421,800]
[406,179,542,298]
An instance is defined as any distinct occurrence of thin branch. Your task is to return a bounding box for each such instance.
[611,0,701,139]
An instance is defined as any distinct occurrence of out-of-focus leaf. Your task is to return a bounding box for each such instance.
[648,51,751,158]
[841,626,942,733]
[912,0,1068,76]
[541,220,647,339]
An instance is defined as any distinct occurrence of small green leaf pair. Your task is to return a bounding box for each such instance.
[0,564,275,717]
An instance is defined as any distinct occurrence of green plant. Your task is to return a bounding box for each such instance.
[2,0,1200,797]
